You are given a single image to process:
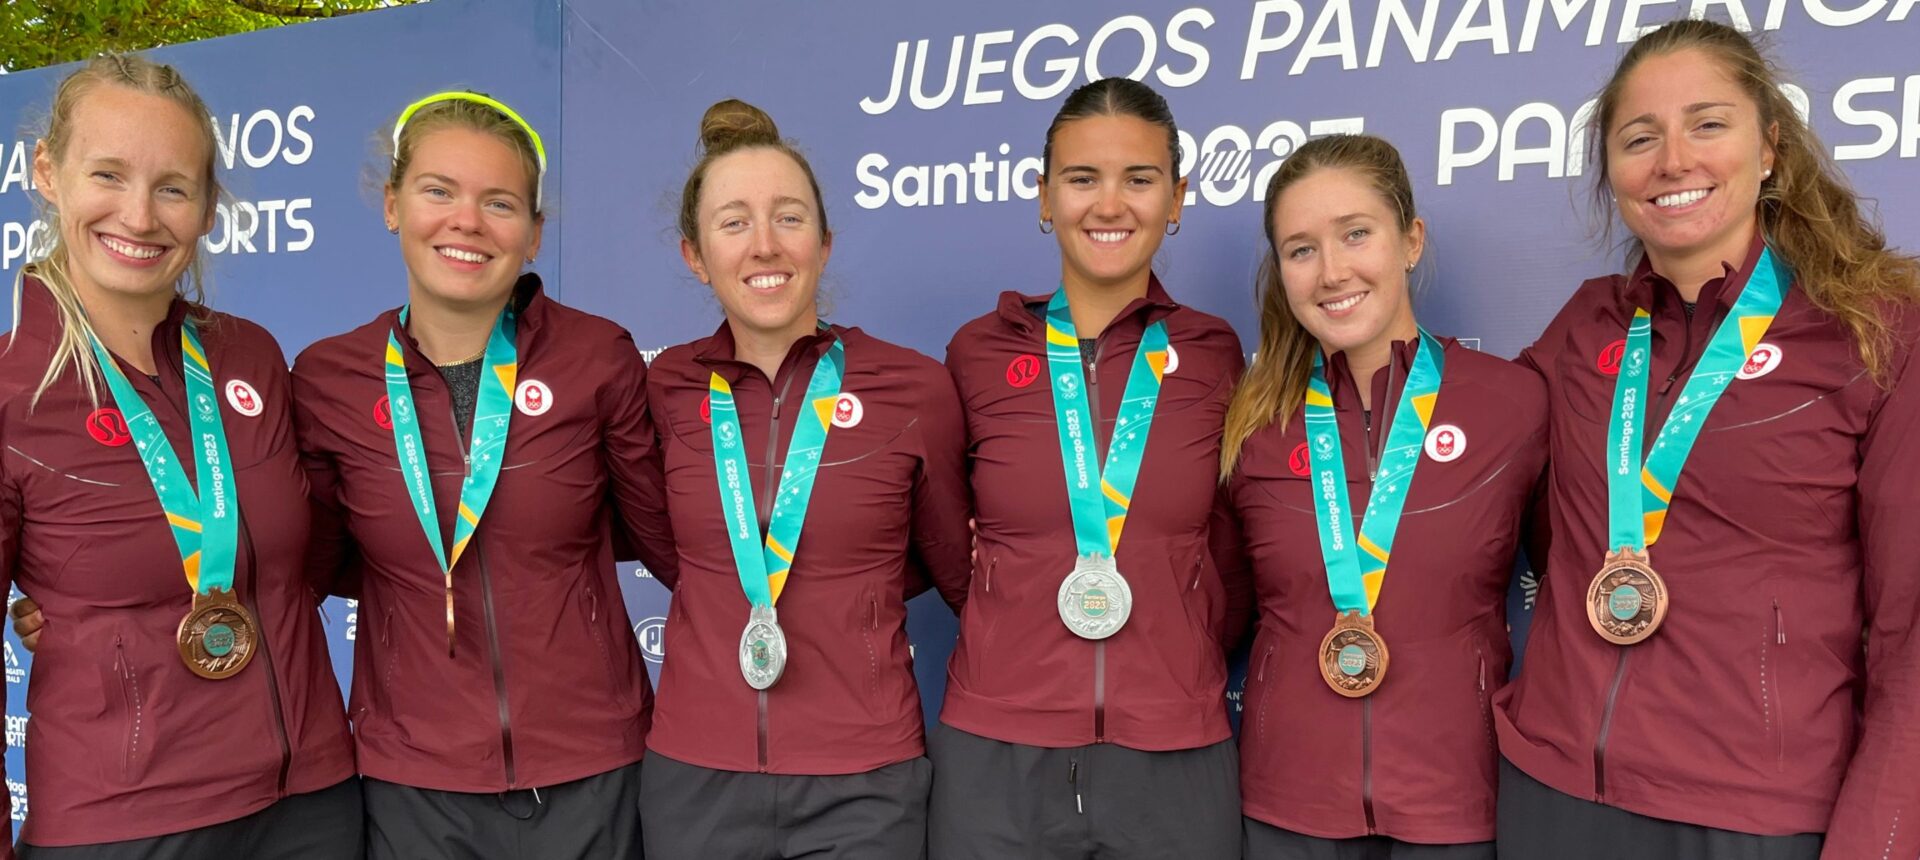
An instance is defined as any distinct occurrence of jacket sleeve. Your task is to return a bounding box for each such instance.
[603,338,679,591]
[0,425,19,856]
[907,367,973,614]
[1822,332,1920,860]
[289,364,362,601]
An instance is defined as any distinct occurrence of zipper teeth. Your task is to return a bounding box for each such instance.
[476,542,517,788]
[1361,697,1377,834]
[239,511,293,794]
[1594,649,1632,799]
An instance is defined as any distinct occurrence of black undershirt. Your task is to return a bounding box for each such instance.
[436,357,484,438]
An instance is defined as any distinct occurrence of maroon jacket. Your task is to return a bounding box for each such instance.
[0,276,354,849]
[292,275,675,792]
[1497,237,1920,857]
[641,323,970,774]
[941,276,1251,750]
[1229,339,1545,844]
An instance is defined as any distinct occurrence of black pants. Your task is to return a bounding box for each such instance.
[927,724,1240,860]
[638,751,931,860]
[364,761,642,860]
[16,777,362,860]
[1495,759,1822,860]
[1244,815,1494,860]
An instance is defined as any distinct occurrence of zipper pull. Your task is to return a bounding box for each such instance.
[1774,599,1786,646]
[1069,760,1083,814]
[771,395,783,419]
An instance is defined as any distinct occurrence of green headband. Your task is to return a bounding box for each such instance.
[392,91,547,210]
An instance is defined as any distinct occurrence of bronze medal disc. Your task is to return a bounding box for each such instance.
[1586,548,1669,646]
[176,587,258,680]
[1318,610,1388,698]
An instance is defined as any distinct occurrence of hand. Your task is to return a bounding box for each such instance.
[969,518,978,566]
[9,596,44,652]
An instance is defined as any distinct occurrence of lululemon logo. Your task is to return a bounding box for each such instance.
[224,380,263,417]
[1006,355,1041,388]
[699,395,712,424]
[515,380,552,416]
[87,408,132,447]
[1424,424,1467,463]
[1288,442,1311,477]
[373,396,394,430]
[1163,344,1180,375]
[832,393,864,429]
[1597,339,1627,376]
[1738,343,1783,380]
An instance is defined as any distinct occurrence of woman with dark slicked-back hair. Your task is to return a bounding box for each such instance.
[929,77,1251,860]
[1224,133,1546,859]
[1496,19,1920,859]
[630,97,970,860]
[1,55,360,859]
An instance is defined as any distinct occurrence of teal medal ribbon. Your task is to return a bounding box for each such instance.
[1588,246,1790,645]
[708,332,847,689]
[1302,330,1445,696]
[91,318,255,679]
[384,305,519,655]
[1042,288,1171,640]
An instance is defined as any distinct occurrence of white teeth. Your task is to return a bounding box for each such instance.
[100,236,163,260]
[1322,293,1365,312]
[1655,189,1709,208]
[747,274,789,290]
[1088,230,1130,243]
[438,247,489,264]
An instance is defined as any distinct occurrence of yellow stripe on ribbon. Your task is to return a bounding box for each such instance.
[1410,392,1438,428]
[181,337,211,372]
[167,511,203,533]
[1045,323,1078,348]
[1738,315,1775,356]
[768,570,790,603]
[812,396,838,430]
[1643,510,1669,546]
[450,535,472,568]
[493,362,517,397]
[1106,514,1126,552]
[458,502,481,526]
[1358,532,1391,566]
[710,373,733,395]
[1361,570,1385,610]
[1101,480,1130,510]
[386,341,407,368]
[182,551,202,591]
[1640,469,1673,505]
[1304,388,1335,408]
[1146,350,1168,383]
[767,536,795,565]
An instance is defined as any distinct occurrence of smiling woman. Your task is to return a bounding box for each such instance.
[287,90,678,860]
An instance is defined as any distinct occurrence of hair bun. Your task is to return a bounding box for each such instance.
[698,99,780,155]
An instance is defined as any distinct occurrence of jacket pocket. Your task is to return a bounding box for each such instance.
[1761,598,1786,772]
[1252,643,1276,742]
[862,588,882,700]
[1476,646,1496,753]
[113,637,147,783]
[584,586,637,710]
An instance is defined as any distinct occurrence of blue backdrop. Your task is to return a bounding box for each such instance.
[2,0,1915,826]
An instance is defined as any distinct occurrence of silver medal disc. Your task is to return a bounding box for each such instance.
[1056,553,1133,640]
[738,605,788,690]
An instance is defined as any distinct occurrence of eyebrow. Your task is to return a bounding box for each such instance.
[712,196,815,213]
[1277,213,1376,246]
[1617,101,1737,131]
[1057,164,1167,176]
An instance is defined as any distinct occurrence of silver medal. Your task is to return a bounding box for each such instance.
[738,604,788,690]
[1056,553,1133,639]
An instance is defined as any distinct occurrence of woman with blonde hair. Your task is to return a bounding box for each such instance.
[0,55,358,858]
[1496,18,1920,858]
[1223,133,1546,860]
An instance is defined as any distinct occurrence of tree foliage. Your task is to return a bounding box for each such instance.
[1,0,418,73]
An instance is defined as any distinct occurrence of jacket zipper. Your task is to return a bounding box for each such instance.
[983,556,998,593]
[239,510,293,794]
[1362,359,1398,480]
[1593,649,1631,798]
[445,396,518,788]
[1085,336,1108,744]
[115,636,143,780]
[1770,598,1786,770]
[1361,696,1378,834]
[1254,644,1275,739]
[757,369,799,773]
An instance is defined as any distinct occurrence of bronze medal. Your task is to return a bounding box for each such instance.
[1318,610,1388,697]
[176,586,258,680]
[1586,548,1669,645]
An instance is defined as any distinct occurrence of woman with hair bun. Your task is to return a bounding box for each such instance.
[929,77,1250,860]
[634,98,970,860]
[290,90,676,858]
[1223,133,1546,860]
[1497,19,1920,859]
[0,55,359,858]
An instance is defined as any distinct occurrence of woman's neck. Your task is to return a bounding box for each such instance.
[728,312,819,381]
[1061,269,1150,338]
[407,288,512,366]
[1335,315,1419,412]
[75,278,172,376]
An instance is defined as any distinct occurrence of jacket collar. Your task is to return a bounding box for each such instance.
[994,272,1181,336]
[1620,231,1769,318]
[692,319,844,386]
[380,273,549,375]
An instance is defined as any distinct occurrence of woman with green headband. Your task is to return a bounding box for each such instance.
[288,91,676,858]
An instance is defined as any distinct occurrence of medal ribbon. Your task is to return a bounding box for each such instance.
[1043,289,1170,558]
[90,319,239,597]
[1303,330,1446,615]
[1606,247,1789,553]
[385,306,519,653]
[709,334,847,609]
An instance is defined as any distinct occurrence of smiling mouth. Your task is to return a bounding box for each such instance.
[746,274,790,290]
[1320,292,1368,314]
[1653,188,1711,209]
[437,246,492,264]
[1086,230,1132,244]
[98,233,166,261]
